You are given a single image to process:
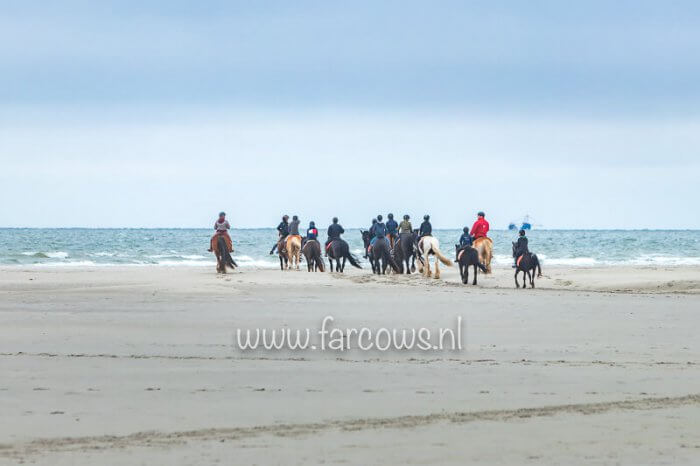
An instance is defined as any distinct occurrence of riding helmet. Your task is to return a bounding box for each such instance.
[332,217,338,223]
[377,214,383,221]
[424,215,430,220]
[519,229,526,236]
[477,211,485,217]
[463,227,469,233]
[404,215,410,220]
[219,211,226,217]
[388,213,394,219]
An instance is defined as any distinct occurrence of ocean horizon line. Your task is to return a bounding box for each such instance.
[2,227,700,232]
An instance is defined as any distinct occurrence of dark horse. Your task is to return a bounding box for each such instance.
[455,246,487,285]
[361,231,399,275]
[276,237,288,270]
[214,235,236,273]
[302,240,325,272]
[393,231,417,274]
[512,242,542,288]
[326,239,362,272]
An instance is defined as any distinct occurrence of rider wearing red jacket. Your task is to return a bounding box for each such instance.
[470,211,490,240]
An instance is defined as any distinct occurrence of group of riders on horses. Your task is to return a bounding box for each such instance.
[209,209,540,286]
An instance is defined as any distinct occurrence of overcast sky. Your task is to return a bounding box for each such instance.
[1,1,699,229]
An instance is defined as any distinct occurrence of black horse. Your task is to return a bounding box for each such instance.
[361,231,399,275]
[455,245,487,285]
[326,239,361,272]
[512,242,542,288]
[393,232,417,274]
[302,240,325,272]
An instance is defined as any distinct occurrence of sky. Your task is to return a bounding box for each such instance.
[1,0,699,229]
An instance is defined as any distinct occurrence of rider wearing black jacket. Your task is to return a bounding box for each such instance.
[419,215,432,237]
[269,215,290,254]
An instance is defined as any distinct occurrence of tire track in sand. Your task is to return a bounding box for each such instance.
[2,393,698,459]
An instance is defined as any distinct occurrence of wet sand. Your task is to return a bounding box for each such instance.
[1,265,699,465]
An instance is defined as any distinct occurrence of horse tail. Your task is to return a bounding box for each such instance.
[346,252,362,269]
[434,248,453,267]
[534,254,542,277]
[385,249,400,273]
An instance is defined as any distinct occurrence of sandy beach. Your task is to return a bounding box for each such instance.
[1,265,699,465]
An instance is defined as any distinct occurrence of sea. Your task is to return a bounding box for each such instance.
[0,228,700,268]
[1,229,699,268]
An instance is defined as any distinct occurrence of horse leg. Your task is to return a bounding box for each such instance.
[530,268,535,288]
[434,255,440,279]
[340,256,345,272]
[514,270,519,288]
[473,264,478,285]
[523,270,530,288]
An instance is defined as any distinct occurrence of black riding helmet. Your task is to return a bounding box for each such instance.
[423,215,430,221]
[519,229,526,236]
[463,227,469,233]
[332,217,338,223]
[388,213,394,219]
[377,214,383,221]
[403,214,410,220]
[372,218,377,224]
[282,215,289,221]
[310,221,315,228]
[292,215,298,221]
[477,211,485,217]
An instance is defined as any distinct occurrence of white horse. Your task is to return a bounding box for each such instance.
[417,236,452,279]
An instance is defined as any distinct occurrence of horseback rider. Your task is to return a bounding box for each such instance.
[365,218,378,258]
[454,226,473,261]
[513,229,529,267]
[209,211,232,252]
[470,211,490,240]
[325,217,344,255]
[269,215,290,255]
[288,215,301,238]
[306,221,318,242]
[419,215,432,237]
[386,213,398,248]
[371,215,387,246]
[398,214,412,235]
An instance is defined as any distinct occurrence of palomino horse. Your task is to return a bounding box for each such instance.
[285,235,302,270]
[302,240,325,272]
[472,237,494,274]
[416,236,452,279]
[212,235,236,273]
[326,239,362,272]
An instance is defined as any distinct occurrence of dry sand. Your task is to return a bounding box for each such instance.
[1,265,699,465]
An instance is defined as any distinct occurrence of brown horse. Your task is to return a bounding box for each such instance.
[472,237,493,274]
[302,240,325,272]
[276,237,288,270]
[212,234,236,273]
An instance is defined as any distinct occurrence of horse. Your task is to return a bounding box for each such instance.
[369,237,399,275]
[360,230,377,272]
[276,237,288,270]
[416,236,452,279]
[472,237,494,274]
[285,235,302,270]
[455,246,487,285]
[326,239,362,272]
[512,242,542,288]
[212,234,236,273]
[393,231,417,274]
[302,239,325,272]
